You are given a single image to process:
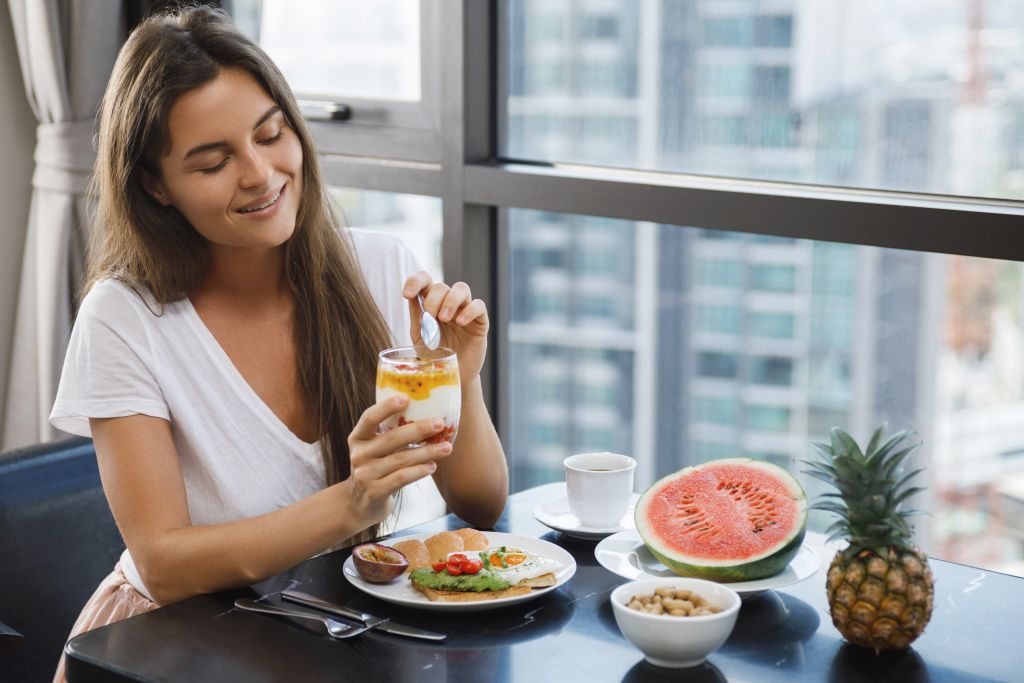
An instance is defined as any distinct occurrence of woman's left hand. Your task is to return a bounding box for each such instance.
[403,272,488,385]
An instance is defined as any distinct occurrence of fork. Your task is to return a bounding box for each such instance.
[234,598,373,639]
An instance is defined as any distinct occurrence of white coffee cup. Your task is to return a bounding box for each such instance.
[564,452,637,529]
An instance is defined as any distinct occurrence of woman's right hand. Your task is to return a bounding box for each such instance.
[343,394,453,530]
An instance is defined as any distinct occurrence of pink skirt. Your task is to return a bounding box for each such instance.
[53,562,158,683]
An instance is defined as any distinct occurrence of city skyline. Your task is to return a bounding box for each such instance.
[240,0,1024,575]
[505,0,1024,575]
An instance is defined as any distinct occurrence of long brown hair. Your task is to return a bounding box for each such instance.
[88,5,393,535]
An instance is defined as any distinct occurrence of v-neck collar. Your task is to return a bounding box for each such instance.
[181,296,321,451]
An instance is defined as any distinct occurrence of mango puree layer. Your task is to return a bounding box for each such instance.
[376,362,459,400]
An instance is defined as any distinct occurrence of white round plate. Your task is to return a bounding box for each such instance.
[343,531,577,612]
[594,529,819,599]
[533,494,639,540]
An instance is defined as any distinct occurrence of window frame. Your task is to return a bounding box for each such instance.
[307,7,443,163]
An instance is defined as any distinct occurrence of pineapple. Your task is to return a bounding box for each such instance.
[803,425,934,651]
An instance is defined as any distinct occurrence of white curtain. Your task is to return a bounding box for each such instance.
[3,0,124,448]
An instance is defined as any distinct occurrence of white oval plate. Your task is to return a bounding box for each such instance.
[343,531,577,612]
[594,529,819,599]
[533,494,639,540]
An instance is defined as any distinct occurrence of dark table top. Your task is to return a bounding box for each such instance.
[66,483,1024,682]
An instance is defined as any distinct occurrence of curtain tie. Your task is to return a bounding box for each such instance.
[32,119,97,194]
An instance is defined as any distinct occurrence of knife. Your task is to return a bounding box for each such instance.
[282,590,447,641]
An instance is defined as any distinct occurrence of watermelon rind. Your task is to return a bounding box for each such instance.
[635,458,807,582]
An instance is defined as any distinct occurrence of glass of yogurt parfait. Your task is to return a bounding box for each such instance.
[376,346,460,447]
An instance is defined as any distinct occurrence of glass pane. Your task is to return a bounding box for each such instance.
[232,0,420,101]
[504,0,1024,200]
[507,207,1024,577]
[330,187,443,279]
[329,187,442,531]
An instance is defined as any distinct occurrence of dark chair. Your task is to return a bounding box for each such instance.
[0,437,124,682]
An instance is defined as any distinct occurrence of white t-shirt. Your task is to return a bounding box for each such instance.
[50,229,440,600]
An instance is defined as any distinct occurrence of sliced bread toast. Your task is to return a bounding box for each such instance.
[410,572,558,602]
[412,581,532,602]
[516,572,556,588]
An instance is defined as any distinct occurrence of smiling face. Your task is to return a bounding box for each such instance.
[143,67,304,251]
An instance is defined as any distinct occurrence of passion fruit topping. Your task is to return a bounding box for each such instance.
[352,543,409,583]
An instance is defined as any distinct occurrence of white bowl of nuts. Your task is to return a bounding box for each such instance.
[610,578,741,668]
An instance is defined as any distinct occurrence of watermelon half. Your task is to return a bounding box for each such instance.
[635,458,807,582]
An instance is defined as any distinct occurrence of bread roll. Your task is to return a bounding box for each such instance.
[392,539,430,571]
[424,531,464,565]
[454,528,489,551]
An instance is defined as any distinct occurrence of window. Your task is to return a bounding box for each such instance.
[532,290,568,318]
[693,441,737,463]
[750,356,794,386]
[262,0,1024,579]
[579,428,618,452]
[536,250,567,269]
[747,405,791,432]
[535,380,566,402]
[577,248,618,275]
[504,0,1024,199]
[753,67,791,104]
[579,383,616,408]
[757,110,799,148]
[813,243,857,295]
[755,16,793,48]
[578,295,616,320]
[751,264,797,292]
[581,15,620,40]
[808,408,849,440]
[703,17,753,48]
[749,312,796,339]
[329,188,442,278]
[699,65,752,100]
[697,352,739,380]
[755,235,797,245]
[808,356,852,404]
[528,12,565,41]
[579,63,628,96]
[697,259,743,288]
[529,423,567,446]
[505,204,1024,577]
[695,305,742,335]
[695,396,739,426]
[698,115,748,147]
[233,0,420,101]
[529,64,568,93]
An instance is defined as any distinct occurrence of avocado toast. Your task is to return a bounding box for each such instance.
[409,546,559,602]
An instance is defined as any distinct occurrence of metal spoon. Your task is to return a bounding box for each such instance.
[234,598,373,639]
[418,294,441,350]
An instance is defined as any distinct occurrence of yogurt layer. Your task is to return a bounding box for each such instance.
[376,385,461,439]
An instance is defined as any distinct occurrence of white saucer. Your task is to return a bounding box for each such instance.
[594,528,820,599]
[533,494,638,540]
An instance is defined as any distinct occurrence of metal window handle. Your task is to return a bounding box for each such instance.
[296,100,352,121]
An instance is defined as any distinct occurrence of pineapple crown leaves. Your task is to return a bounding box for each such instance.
[800,424,926,559]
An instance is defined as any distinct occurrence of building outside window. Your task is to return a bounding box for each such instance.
[234,0,1024,577]
[504,0,1024,578]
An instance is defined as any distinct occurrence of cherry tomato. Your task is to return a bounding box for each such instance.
[431,562,447,572]
[447,560,463,575]
[448,553,469,563]
[462,559,483,574]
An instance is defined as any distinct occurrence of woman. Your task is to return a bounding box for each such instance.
[49,6,507,680]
